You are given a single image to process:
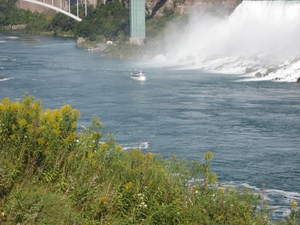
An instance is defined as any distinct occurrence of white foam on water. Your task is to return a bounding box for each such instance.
[236,182,300,220]
[0,57,16,62]
[5,36,19,39]
[0,77,13,82]
[121,142,150,150]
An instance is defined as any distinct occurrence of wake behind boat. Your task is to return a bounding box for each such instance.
[130,70,146,81]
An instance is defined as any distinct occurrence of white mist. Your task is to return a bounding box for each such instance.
[160,1,300,82]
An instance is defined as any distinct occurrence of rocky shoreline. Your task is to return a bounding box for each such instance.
[76,37,162,59]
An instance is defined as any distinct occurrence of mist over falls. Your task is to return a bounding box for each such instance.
[160,0,300,82]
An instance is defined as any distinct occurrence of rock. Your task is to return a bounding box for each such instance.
[245,67,254,73]
[266,67,277,76]
[255,72,262,78]
[297,77,300,83]
[77,37,85,44]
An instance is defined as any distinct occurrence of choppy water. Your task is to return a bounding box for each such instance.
[0,33,299,220]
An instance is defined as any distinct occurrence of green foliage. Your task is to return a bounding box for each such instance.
[24,12,52,34]
[51,13,77,35]
[0,95,296,224]
[0,0,52,32]
[74,1,129,41]
[0,0,17,26]
[0,0,183,43]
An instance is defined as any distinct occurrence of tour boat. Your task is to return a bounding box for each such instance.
[130,70,146,81]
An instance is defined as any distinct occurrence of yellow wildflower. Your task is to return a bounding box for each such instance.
[290,200,298,207]
[10,134,16,141]
[116,145,122,152]
[18,118,27,126]
[11,124,16,130]
[100,143,109,151]
[193,185,199,191]
[37,137,46,145]
[44,148,51,155]
[2,97,10,105]
[124,182,133,190]
[216,215,223,221]
[39,125,46,131]
[87,152,94,159]
[204,151,214,160]
[100,197,107,203]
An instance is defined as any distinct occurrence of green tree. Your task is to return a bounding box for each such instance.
[74,1,129,40]
[51,13,76,34]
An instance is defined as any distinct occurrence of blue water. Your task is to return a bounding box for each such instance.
[1,33,299,220]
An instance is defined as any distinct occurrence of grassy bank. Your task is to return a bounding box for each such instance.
[0,95,298,224]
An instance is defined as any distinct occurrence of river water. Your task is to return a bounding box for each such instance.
[1,32,299,220]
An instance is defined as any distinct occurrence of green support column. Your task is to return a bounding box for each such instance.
[129,0,145,44]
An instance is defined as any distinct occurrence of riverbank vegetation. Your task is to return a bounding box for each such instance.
[0,95,299,224]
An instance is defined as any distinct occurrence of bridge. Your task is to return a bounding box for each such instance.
[21,0,83,21]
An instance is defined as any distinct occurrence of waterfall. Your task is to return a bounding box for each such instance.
[160,1,300,81]
[224,1,300,58]
[229,1,300,23]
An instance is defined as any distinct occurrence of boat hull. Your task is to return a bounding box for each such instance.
[131,76,146,81]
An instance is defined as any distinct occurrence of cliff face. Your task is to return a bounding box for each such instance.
[17,0,242,17]
[147,0,242,17]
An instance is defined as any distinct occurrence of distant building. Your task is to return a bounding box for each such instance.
[129,0,145,44]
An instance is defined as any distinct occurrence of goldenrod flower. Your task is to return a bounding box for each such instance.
[39,125,46,131]
[204,151,214,160]
[290,200,298,207]
[219,188,225,194]
[100,143,109,151]
[124,182,133,190]
[2,97,10,105]
[116,145,122,152]
[61,104,71,113]
[18,118,27,126]
[100,197,107,203]
[11,124,16,130]
[193,185,199,191]
[216,215,223,221]
[87,152,94,159]
[37,137,46,145]
[10,134,16,141]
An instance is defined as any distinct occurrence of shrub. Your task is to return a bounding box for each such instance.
[0,95,292,224]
